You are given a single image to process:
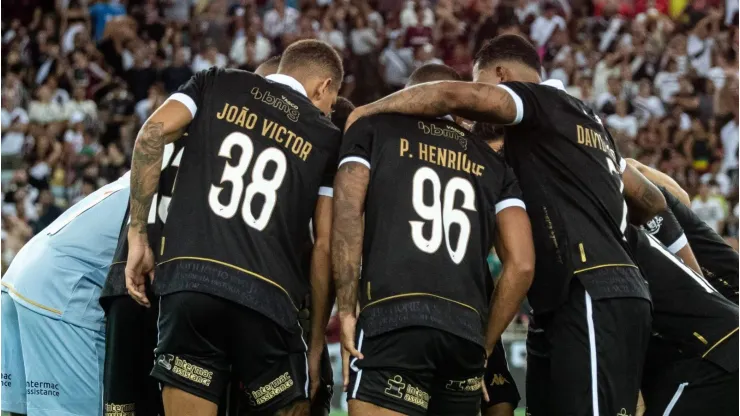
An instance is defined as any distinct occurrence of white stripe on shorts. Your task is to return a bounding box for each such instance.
[351,329,365,399]
[585,291,600,416]
[663,382,689,415]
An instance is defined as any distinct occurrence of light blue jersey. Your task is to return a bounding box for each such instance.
[1,173,130,331]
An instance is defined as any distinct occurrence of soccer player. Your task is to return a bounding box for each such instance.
[345,34,668,415]
[100,141,184,416]
[1,174,131,416]
[255,55,281,77]
[624,226,738,416]
[628,158,738,303]
[333,63,535,416]
[124,39,343,416]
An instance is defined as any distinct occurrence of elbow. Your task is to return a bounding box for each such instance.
[506,256,535,287]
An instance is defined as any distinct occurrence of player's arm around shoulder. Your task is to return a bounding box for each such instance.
[626,158,691,207]
[345,81,520,131]
[621,161,668,226]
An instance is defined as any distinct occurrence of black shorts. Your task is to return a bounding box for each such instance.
[151,292,309,414]
[642,341,739,416]
[526,280,652,416]
[104,295,162,416]
[347,326,485,416]
[482,340,520,411]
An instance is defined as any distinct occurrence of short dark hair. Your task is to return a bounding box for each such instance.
[471,121,504,140]
[331,97,355,131]
[407,64,461,87]
[279,40,344,90]
[255,55,281,77]
[475,34,541,74]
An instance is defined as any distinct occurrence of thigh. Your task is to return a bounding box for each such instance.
[1,293,26,415]
[16,304,105,416]
[547,282,651,416]
[104,295,162,416]
[482,340,520,413]
[151,292,230,405]
[428,332,485,416]
[347,328,435,416]
[229,306,309,416]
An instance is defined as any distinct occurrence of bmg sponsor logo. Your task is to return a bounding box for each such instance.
[251,88,300,122]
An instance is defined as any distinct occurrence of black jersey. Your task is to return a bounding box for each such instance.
[649,187,738,303]
[498,80,647,313]
[100,141,185,311]
[340,114,525,346]
[154,68,341,331]
[626,226,738,372]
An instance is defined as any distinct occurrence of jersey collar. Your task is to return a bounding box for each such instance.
[266,74,308,98]
[540,79,566,91]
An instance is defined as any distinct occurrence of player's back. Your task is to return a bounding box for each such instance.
[650,187,738,302]
[347,114,520,346]
[155,68,341,330]
[2,173,130,329]
[500,80,646,313]
[626,226,738,373]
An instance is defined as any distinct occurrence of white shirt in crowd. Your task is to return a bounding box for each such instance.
[400,2,434,28]
[191,53,227,73]
[28,100,67,124]
[229,35,273,66]
[606,114,639,138]
[632,95,666,125]
[1,107,29,155]
[263,6,300,39]
[692,197,727,233]
[318,29,346,51]
[700,173,732,196]
[720,118,739,173]
[350,28,378,56]
[64,99,98,122]
[654,70,682,102]
[380,45,414,87]
[687,35,715,77]
[530,14,566,47]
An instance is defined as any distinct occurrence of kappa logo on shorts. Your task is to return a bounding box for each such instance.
[156,354,175,371]
[384,375,405,398]
[489,374,510,386]
[617,409,632,416]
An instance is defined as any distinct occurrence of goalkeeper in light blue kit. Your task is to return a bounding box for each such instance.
[1,173,130,416]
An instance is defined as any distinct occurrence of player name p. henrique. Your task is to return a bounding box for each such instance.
[216,102,314,161]
[399,137,485,177]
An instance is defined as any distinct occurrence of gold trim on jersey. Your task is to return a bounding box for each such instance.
[573,264,639,274]
[157,257,298,311]
[160,237,166,256]
[361,293,479,316]
[693,332,708,345]
[1,281,63,315]
[578,243,586,263]
[702,327,739,358]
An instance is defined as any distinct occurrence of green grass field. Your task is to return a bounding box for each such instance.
[328,409,527,415]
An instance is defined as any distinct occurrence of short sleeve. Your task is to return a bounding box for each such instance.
[496,81,544,126]
[495,167,526,214]
[167,69,212,119]
[338,116,374,170]
[645,209,687,254]
[319,149,338,197]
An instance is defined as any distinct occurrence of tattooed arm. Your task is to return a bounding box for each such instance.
[332,161,370,371]
[128,100,191,236]
[125,99,191,307]
[623,163,668,226]
[332,161,369,317]
[345,81,518,130]
[626,158,691,207]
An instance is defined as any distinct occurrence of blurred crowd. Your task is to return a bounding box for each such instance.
[2,0,739,272]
